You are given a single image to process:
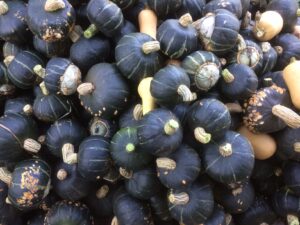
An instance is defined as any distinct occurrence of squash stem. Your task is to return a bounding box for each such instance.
[194,127,211,144]
[241,11,251,29]
[0,167,12,185]
[133,104,143,120]
[237,34,247,51]
[219,143,233,157]
[0,84,15,96]
[33,65,46,78]
[77,82,94,96]
[168,192,189,205]
[274,46,283,55]
[111,216,119,225]
[38,135,46,144]
[104,167,121,183]
[287,214,300,225]
[142,41,160,54]
[90,117,109,136]
[126,143,135,152]
[263,78,273,87]
[179,13,193,27]
[177,84,197,102]
[294,142,300,153]
[84,24,99,39]
[261,42,271,53]
[272,105,300,129]
[225,103,243,113]
[57,168,68,181]
[62,143,78,164]
[222,69,235,83]
[119,167,133,179]
[3,56,14,67]
[44,0,66,12]
[0,1,8,15]
[96,185,109,199]
[69,25,83,43]
[39,81,49,95]
[156,158,176,170]
[297,9,300,17]
[23,104,33,115]
[61,64,82,95]
[164,119,179,135]
[23,138,41,153]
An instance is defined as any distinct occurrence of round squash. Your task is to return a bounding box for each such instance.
[283,161,300,197]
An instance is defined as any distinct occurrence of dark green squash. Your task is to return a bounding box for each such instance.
[0,0,32,44]
[77,63,130,118]
[45,118,87,159]
[89,116,117,138]
[118,103,142,128]
[113,186,154,225]
[203,131,255,185]
[115,32,163,82]
[260,42,278,75]
[220,63,258,101]
[214,182,255,214]
[113,19,138,44]
[228,39,264,75]
[234,197,277,225]
[157,13,199,59]
[274,127,300,161]
[147,0,183,19]
[44,200,94,225]
[77,135,112,181]
[193,9,241,56]
[27,0,76,42]
[137,108,183,156]
[187,98,231,144]
[34,57,81,95]
[150,191,173,222]
[175,0,205,21]
[171,103,190,127]
[110,127,153,171]
[52,161,92,201]
[203,0,243,19]
[156,144,201,189]
[33,91,72,123]
[33,35,72,58]
[7,50,45,89]
[150,64,196,107]
[168,181,214,224]
[0,113,41,164]
[0,158,51,211]
[4,96,33,116]
[120,167,163,200]
[85,182,117,218]
[283,161,300,196]
[84,0,124,38]
[181,50,221,92]
[266,0,298,33]
[203,204,227,225]
[273,33,300,70]
[243,84,300,133]
[69,35,111,73]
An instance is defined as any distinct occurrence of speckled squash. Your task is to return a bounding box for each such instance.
[27,0,76,42]
[181,50,221,92]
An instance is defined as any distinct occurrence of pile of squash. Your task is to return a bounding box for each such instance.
[1,0,300,224]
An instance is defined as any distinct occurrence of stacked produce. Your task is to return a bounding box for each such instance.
[1,0,300,224]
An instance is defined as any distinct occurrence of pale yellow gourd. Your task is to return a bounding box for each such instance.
[138,77,156,115]
[238,126,276,160]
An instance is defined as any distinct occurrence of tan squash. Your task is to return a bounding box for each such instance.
[253,11,283,41]
[138,7,157,39]
[238,125,276,160]
[283,58,300,109]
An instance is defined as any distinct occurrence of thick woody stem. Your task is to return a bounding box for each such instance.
[40,81,49,95]
[111,216,119,225]
[33,65,46,78]
[57,169,68,181]
[77,82,94,96]
[294,142,300,153]
[287,214,299,225]
[69,25,83,43]
[23,138,41,153]
[194,127,211,144]
[222,69,235,83]
[0,167,12,185]
[164,119,179,135]
[142,41,160,54]
[62,143,78,164]
[23,104,33,115]
[3,56,14,67]
[119,167,133,179]
[219,143,233,157]
[44,0,66,12]
[179,13,193,27]
[156,158,176,170]
[177,85,197,102]
[168,192,189,205]
[272,105,300,129]
[237,34,247,51]
[0,1,8,15]
[133,104,143,120]
[96,185,109,199]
